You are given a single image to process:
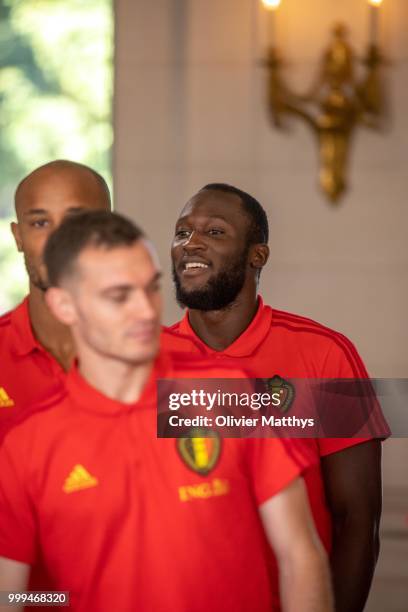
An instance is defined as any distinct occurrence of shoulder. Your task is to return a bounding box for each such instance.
[269,307,368,376]
[0,301,27,342]
[0,308,14,331]
[0,387,69,448]
[0,308,15,352]
[272,307,353,348]
[272,307,342,337]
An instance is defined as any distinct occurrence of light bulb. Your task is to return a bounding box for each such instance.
[262,0,281,11]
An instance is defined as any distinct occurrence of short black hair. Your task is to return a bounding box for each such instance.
[200,183,269,244]
[44,210,144,286]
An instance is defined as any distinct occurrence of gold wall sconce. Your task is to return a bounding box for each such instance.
[261,0,386,202]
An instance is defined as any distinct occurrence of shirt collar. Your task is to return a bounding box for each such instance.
[66,352,174,416]
[10,297,42,357]
[178,295,272,358]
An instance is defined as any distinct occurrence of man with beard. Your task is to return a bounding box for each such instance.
[168,183,383,612]
[0,210,333,612]
[0,160,111,439]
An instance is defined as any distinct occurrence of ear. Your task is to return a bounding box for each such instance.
[11,222,23,252]
[249,244,269,271]
[45,287,77,326]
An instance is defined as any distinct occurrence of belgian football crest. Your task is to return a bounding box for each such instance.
[263,375,295,413]
[177,428,221,476]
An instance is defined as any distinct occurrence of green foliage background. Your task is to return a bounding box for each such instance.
[0,0,113,313]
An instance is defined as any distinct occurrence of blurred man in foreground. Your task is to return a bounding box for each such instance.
[0,211,333,612]
[0,160,111,439]
[168,183,382,612]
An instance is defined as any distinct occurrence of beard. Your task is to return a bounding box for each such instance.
[24,256,50,292]
[172,248,249,311]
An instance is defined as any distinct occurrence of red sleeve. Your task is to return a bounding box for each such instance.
[245,438,318,505]
[317,335,387,456]
[318,436,371,457]
[0,431,37,564]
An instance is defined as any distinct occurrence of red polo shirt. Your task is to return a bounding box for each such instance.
[0,299,66,441]
[165,297,374,554]
[0,353,312,612]
[0,300,201,440]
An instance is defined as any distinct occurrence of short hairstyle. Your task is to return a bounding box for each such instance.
[200,183,269,245]
[15,159,111,210]
[44,210,144,286]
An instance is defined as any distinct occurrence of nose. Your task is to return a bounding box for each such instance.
[182,230,206,252]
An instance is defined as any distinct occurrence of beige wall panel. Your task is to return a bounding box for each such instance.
[187,0,254,63]
[114,0,408,373]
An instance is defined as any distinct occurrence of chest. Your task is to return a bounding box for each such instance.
[33,412,254,537]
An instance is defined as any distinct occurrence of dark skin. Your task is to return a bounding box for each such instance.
[11,161,111,371]
[321,441,382,612]
[172,191,269,350]
[171,188,382,612]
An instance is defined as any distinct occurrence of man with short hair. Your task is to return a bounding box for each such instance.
[0,160,111,438]
[168,183,383,612]
[0,211,333,612]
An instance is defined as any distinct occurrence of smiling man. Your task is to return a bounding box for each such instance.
[167,183,383,612]
[0,160,111,439]
[0,210,333,612]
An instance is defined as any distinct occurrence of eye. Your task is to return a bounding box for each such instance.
[207,228,225,236]
[107,292,128,304]
[175,229,191,239]
[30,219,49,228]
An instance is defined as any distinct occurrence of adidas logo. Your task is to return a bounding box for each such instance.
[0,387,14,408]
[63,464,99,494]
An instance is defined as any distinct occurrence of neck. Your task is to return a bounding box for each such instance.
[77,348,154,404]
[28,285,76,371]
[187,286,259,351]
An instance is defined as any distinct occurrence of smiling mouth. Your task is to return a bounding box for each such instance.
[180,261,211,277]
[184,262,209,270]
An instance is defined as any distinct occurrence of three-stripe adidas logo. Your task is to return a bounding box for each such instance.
[63,464,99,494]
[0,387,14,408]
